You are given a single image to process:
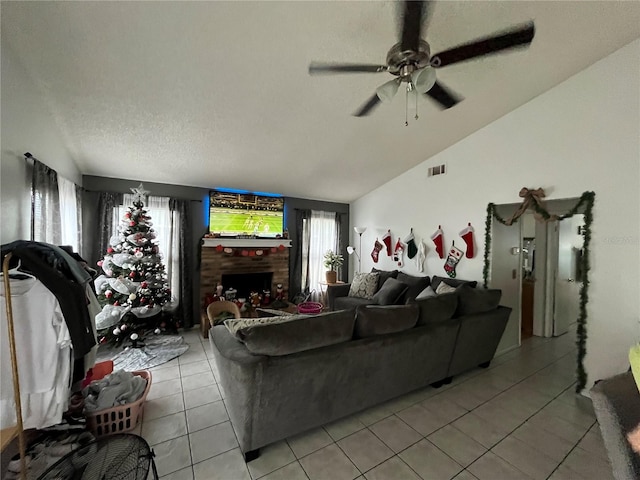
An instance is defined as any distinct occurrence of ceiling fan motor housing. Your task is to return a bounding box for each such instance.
[386,40,431,78]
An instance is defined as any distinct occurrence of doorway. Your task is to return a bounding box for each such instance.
[490,197,587,351]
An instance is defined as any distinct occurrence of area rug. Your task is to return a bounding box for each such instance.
[95,334,189,371]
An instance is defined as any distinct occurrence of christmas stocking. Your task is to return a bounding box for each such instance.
[431,226,445,259]
[393,238,404,268]
[444,242,464,278]
[405,229,417,259]
[416,240,426,273]
[382,230,392,256]
[459,223,475,258]
[371,239,383,263]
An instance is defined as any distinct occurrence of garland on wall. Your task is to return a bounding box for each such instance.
[483,189,595,392]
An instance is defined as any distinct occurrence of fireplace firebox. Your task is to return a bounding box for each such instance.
[220,272,274,300]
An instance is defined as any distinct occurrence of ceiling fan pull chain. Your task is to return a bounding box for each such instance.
[405,86,409,126]
[415,89,419,120]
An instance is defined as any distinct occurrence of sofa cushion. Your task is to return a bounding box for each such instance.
[431,275,477,291]
[371,268,399,290]
[435,282,457,295]
[412,293,458,326]
[227,310,356,356]
[349,272,379,300]
[456,285,502,316]
[416,285,437,299]
[335,296,374,311]
[372,278,408,305]
[396,273,431,302]
[354,304,419,338]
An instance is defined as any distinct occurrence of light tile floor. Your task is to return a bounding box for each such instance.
[138,325,613,480]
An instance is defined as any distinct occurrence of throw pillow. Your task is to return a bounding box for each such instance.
[372,278,409,305]
[396,272,431,302]
[415,285,436,300]
[412,294,459,326]
[435,282,457,294]
[456,284,502,316]
[431,275,477,292]
[349,272,379,300]
[238,310,356,356]
[354,304,419,338]
[371,268,399,290]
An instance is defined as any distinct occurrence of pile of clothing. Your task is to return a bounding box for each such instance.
[82,370,147,412]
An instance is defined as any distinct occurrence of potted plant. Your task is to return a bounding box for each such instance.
[323,250,343,284]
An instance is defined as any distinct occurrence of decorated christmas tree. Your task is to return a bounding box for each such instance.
[94,184,176,346]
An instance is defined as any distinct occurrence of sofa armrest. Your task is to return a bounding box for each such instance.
[591,371,640,480]
[327,283,351,311]
[209,325,267,365]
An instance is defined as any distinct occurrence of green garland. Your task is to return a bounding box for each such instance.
[483,191,595,392]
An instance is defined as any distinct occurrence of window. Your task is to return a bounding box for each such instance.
[58,176,80,252]
[114,195,178,297]
[31,159,82,253]
[301,210,339,300]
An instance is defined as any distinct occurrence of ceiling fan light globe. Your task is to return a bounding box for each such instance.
[411,67,437,94]
[375,79,400,102]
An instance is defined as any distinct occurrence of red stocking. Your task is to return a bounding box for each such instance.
[382,230,392,256]
[371,239,383,263]
[459,223,475,259]
[431,226,444,259]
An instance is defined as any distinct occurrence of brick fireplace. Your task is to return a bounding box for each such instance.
[199,239,290,310]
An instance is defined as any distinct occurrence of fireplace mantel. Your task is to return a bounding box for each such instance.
[202,238,292,248]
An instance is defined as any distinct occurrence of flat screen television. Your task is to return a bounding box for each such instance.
[209,190,284,238]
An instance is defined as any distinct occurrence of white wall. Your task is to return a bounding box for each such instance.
[351,39,640,390]
[1,41,81,243]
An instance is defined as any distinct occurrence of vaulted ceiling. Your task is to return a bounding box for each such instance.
[2,1,639,203]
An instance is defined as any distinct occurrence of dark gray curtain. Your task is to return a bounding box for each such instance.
[170,198,194,328]
[96,192,123,261]
[290,208,311,297]
[31,159,61,244]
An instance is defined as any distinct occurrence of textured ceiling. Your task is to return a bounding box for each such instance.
[2,1,639,203]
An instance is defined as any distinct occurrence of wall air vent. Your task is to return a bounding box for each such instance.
[428,164,446,177]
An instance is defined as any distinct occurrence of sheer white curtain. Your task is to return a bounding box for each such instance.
[301,210,338,301]
[58,176,79,252]
[115,195,178,300]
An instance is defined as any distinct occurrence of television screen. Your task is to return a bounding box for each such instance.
[209,190,284,238]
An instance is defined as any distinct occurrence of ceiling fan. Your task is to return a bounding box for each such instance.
[308,1,535,120]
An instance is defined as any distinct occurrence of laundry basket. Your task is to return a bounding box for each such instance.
[85,370,152,437]
[297,302,323,314]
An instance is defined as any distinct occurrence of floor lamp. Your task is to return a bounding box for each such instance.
[348,226,367,273]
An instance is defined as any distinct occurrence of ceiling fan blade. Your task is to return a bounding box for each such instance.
[430,22,535,68]
[353,93,382,117]
[309,62,387,74]
[400,0,426,52]
[425,81,461,109]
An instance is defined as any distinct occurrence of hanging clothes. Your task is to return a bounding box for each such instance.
[1,241,97,358]
[0,276,73,429]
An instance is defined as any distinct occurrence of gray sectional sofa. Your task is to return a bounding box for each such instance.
[590,371,640,480]
[209,277,511,461]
